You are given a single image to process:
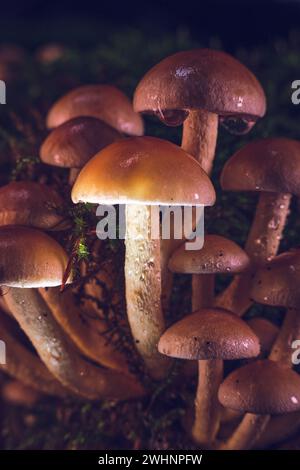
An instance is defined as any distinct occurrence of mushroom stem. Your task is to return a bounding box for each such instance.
[219,414,270,450]
[4,287,144,400]
[69,168,80,185]
[161,110,218,312]
[192,274,214,311]
[216,192,291,315]
[125,204,169,379]
[39,286,132,375]
[182,109,218,174]
[0,311,69,397]
[269,308,300,366]
[193,359,223,445]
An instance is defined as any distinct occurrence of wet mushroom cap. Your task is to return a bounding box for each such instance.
[0,182,66,230]
[247,317,279,356]
[40,116,122,169]
[168,234,250,274]
[221,138,300,195]
[0,225,71,288]
[251,251,300,308]
[71,136,216,206]
[46,84,144,136]
[134,49,266,122]
[158,308,260,360]
[218,360,300,414]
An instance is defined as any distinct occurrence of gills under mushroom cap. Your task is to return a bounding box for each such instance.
[158,308,260,360]
[71,136,216,206]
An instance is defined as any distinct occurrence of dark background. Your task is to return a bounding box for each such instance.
[0,0,299,49]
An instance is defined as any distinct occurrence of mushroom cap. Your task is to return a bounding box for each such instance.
[251,251,300,308]
[0,225,70,288]
[46,84,144,136]
[168,234,250,274]
[40,116,122,169]
[218,360,300,414]
[134,49,266,119]
[0,182,66,230]
[221,138,300,195]
[247,317,279,356]
[158,308,260,360]
[71,136,216,206]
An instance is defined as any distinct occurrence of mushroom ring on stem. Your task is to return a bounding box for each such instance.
[0,225,144,400]
[72,136,215,379]
[158,308,260,445]
[217,138,300,315]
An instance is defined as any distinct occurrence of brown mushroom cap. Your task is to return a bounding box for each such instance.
[0,182,66,230]
[251,251,300,308]
[221,138,300,195]
[134,49,266,121]
[158,308,260,360]
[72,136,216,206]
[0,225,70,288]
[46,84,144,136]
[168,234,250,274]
[247,317,279,356]
[218,360,300,414]
[40,116,122,169]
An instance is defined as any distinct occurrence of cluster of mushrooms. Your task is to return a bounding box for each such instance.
[1,47,300,450]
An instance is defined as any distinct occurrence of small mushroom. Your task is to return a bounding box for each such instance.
[217,138,300,314]
[158,308,260,445]
[72,136,215,379]
[169,234,250,309]
[40,116,122,184]
[46,84,144,136]
[0,181,67,230]
[218,360,300,449]
[1,225,143,400]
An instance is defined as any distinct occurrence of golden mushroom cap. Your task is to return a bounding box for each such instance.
[72,136,216,207]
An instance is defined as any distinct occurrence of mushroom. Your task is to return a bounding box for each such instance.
[218,360,300,449]
[168,235,251,441]
[1,225,144,400]
[40,116,122,184]
[72,136,215,379]
[169,234,251,310]
[46,84,144,137]
[0,181,126,373]
[0,309,69,397]
[246,317,279,358]
[134,49,266,174]
[158,308,260,445]
[134,49,266,311]
[217,138,300,314]
[0,181,68,230]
